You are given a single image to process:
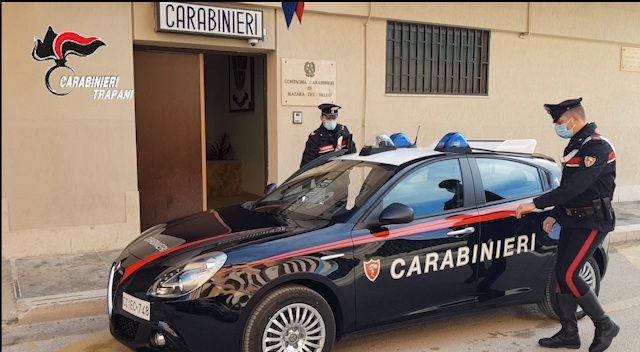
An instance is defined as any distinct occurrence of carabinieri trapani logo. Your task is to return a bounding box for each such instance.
[32,26,106,96]
[32,26,133,100]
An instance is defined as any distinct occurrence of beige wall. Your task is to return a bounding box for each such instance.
[272,3,640,202]
[274,10,366,178]
[204,54,266,196]
[2,2,639,258]
[1,2,140,258]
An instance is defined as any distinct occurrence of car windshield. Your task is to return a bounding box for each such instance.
[253,160,396,221]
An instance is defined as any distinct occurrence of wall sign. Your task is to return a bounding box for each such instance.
[282,58,336,106]
[621,46,640,73]
[156,2,263,39]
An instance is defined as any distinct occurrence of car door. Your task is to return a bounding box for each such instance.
[469,156,556,303]
[352,157,482,329]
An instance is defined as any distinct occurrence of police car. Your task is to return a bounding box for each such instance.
[108,132,610,352]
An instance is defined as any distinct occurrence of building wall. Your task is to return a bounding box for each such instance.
[1,2,139,258]
[274,10,366,176]
[271,2,640,202]
[2,2,639,258]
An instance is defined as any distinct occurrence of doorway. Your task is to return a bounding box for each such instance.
[203,53,266,210]
[133,48,267,231]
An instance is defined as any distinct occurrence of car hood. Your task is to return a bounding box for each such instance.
[125,205,327,260]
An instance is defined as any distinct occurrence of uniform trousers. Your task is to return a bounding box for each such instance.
[555,227,607,298]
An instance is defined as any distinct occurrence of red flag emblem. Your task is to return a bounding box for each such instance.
[364,259,381,282]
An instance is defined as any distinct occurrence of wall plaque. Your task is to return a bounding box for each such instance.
[282,58,336,106]
[621,47,640,73]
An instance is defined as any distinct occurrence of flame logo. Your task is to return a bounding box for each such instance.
[32,26,106,96]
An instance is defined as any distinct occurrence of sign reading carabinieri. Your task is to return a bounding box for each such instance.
[156,2,263,39]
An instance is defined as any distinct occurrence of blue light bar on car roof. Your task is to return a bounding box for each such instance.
[390,133,415,148]
[435,132,472,153]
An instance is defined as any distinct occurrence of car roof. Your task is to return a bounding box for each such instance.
[334,147,556,167]
[335,147,444,166]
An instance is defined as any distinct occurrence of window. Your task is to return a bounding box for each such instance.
[383,159,464,218]
[476,158,543,202]
[386,21,490,95]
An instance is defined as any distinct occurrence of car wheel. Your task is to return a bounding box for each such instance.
[242,284,335,352]
[537,256,601,320]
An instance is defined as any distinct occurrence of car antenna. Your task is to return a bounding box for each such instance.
[413,125,421,147]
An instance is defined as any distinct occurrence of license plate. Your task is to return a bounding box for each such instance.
[122,292,150,321]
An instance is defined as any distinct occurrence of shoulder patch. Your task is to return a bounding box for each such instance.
[584,156,596,168]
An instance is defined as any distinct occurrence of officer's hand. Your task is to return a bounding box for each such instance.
[543,217,556,234]
[515,202,536,219]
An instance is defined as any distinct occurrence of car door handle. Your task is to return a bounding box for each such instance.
[447,227,475,237]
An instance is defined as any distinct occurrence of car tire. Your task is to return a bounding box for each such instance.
[242,284,336,352]
[537,256,601,320]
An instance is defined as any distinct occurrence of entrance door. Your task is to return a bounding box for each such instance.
[134,50,206,230]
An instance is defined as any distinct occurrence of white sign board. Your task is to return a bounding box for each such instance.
[156,2,263,39]
[621,47,640,73]
[282,59,336,106]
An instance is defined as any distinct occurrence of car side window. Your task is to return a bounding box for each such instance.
[382,159,464,218]
[476,158,543,202]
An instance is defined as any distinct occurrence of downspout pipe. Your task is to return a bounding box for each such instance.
[363,2,372,144]
[519,2,532,39]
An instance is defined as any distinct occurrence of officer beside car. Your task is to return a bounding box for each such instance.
[515,98,619,352]
[300,103,356,167]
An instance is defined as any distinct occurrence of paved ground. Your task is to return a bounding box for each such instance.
[3,240,640,352]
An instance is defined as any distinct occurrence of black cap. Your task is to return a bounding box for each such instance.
[543,97,583,122]
[318,103,341,118]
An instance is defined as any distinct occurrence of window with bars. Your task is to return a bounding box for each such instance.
[386,21,490,95]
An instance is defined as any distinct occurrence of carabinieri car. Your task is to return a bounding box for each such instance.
[108,132,610,352]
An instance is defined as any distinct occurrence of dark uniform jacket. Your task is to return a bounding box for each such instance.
[300,124,356,167]
[533,122,616,232]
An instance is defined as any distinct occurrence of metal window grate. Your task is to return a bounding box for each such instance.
[386,21,490,95]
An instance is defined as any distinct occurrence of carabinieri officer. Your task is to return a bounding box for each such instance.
[515,98,619,352]
[300,103,356,167]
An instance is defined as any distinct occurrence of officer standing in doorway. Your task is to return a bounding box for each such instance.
[515,98,619,352]
[300,103,356,167]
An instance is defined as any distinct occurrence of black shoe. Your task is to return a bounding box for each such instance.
[577,290,620,352]
[539,294,581,349]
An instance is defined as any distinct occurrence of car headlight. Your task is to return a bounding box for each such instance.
[149,251,227,298]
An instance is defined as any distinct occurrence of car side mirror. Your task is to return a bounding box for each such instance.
[264,183,278,196]
[379,203,414,225]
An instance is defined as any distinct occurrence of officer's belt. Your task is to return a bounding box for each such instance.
[564,206,595,217]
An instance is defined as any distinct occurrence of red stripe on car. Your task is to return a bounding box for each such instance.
[122,199,533,283]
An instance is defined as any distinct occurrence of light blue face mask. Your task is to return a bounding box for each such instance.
[554,120,574,139]
[323,120,337,131]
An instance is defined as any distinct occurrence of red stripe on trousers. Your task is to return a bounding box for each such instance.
[566,229,598,297]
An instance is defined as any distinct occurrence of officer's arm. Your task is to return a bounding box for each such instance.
[533,142,610,209]
[300,134,319,167]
